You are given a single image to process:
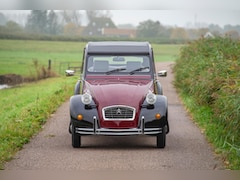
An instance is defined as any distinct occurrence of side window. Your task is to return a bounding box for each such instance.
[87,56,94,71]
[142,56,150,68]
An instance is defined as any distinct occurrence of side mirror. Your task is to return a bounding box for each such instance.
[158,70,167,77]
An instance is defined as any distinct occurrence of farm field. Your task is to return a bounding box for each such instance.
[0,40,85,77]
[0,40,183,77]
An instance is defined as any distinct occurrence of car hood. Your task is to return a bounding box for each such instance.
[86,80,153,106]
[84,77,153,128]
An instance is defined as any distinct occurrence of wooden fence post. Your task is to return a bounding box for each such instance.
[48,59,51,70]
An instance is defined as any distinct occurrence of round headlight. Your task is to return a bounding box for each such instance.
[81,92,92,105]
[146,92,157,105]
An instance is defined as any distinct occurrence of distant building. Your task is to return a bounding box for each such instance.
[80,16,137,38]
[81,17,116,36]
[204,32,215,38]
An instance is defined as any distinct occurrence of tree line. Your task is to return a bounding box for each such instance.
[0,10,239,41]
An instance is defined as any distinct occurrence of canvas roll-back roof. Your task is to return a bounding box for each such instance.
[86,41,151,54]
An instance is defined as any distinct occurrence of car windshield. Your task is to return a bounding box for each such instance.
[86,55,150,75]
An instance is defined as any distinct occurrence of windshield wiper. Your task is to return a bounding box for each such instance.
[105,68,126,75]
[129,67,149,75]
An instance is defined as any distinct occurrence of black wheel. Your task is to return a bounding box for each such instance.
[72,125,81,148]
[157,126,166,148]
[165,109,169,134]
[69,123,72,134]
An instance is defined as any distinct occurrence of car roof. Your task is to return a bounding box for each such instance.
[86,41,152,54]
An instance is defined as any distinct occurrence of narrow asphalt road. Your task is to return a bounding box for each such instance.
[4,62,224,170]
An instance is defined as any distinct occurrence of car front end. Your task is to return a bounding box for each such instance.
[69,41,169,148]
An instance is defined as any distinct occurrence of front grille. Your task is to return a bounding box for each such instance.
[102,105,136,121]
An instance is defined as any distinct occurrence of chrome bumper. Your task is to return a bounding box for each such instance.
[75,116,162,136]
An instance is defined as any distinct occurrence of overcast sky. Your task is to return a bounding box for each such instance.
[1,0,240,28]
[2,0,240,10]
[110,10,240,28]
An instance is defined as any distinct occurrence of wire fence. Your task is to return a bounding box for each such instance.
[57,61,81,76]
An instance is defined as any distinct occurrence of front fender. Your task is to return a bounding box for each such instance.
[70,95,99,123]
[139,95,168,128]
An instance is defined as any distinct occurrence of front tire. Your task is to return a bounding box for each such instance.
[72,125,81,148]
[157,126,166,148]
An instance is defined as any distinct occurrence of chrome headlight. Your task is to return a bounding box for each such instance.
[146,91,157,105]
[81,92,92,105]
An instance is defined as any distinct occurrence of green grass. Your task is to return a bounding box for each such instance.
[179,92,240,169]
[174,37,240,169]
[0,76,77,169]
[0,40,85,76]
[152,44,183,62]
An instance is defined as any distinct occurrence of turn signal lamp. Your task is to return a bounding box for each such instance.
[155,113,161,120]
[77,114,83,121]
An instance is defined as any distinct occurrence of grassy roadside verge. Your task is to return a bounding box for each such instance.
[173,37,240,169]
[0,76,77,169]
[178,92,232,168]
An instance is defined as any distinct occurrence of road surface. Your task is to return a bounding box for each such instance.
[4,62,224,170]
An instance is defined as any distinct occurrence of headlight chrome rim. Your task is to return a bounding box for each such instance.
[146,91,157,105]
[81,92,92,105]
